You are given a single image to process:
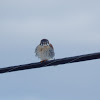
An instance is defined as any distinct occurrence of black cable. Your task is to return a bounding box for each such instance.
[0,52,100,74]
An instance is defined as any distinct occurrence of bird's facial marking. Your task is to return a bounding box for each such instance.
[40,39,49,46]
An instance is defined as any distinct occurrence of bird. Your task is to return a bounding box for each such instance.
[35,39,55,62]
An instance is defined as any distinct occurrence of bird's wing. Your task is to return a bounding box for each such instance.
[49,43,54,49]
[35,45,39,56]
[49,43,55,58]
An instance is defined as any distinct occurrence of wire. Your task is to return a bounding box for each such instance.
[0,52,100,74]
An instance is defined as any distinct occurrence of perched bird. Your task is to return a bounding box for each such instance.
[35,39,55,62]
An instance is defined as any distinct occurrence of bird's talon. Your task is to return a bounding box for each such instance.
[40,60,48,63]
[40,61,44,63]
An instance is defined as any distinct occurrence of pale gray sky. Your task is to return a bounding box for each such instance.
[0,0,100,100]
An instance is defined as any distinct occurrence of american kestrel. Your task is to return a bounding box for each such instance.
[35,39,55,62]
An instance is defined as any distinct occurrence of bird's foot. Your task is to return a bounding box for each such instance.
[40,60,48,63]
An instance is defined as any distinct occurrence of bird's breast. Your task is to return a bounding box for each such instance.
[36,45,54,60]
[38,45,50,52]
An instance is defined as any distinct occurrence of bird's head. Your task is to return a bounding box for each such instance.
[40,39,49,46]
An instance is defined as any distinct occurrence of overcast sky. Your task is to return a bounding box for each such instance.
[0,0,100,100]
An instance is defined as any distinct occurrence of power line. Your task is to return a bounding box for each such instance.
[0,52,100,74]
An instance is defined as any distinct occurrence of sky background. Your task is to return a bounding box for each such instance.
[0,0,100,100]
